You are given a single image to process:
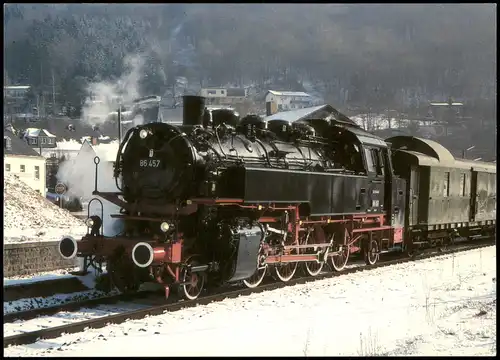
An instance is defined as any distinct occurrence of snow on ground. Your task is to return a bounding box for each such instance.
[3,288,118,315]
[3,173,87,244]
[4,267,112,314]
[4,246,496,357]
[3,262,104,288]
[4,269,79,287]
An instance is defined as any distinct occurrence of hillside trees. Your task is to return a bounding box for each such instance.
[3,3,496,114]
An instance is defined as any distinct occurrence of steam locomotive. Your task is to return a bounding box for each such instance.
[58,95,496,300]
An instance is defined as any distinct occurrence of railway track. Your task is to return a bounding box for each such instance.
[3,290,154,323]
[4,238,494,348]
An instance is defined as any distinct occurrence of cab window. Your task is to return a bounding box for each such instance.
[364,147,384,176]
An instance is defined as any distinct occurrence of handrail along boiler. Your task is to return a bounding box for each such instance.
[58,95,496,300]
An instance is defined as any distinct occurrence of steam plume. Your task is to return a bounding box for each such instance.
[57,141,123,236]
[81,55,146,126]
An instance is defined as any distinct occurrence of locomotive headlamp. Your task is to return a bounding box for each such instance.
[160,222,170,233]
[139,129,149,139]
[86,216,102,236]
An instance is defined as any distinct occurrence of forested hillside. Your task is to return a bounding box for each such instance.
[4,3,496,115]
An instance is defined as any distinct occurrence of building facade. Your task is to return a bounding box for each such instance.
[265,90,313,115]
[4,85,32,118]
[22,128,57,153]
[4,131,47,196]
[200,87,246,106]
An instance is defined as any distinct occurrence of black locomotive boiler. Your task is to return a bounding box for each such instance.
[58,95,496,300]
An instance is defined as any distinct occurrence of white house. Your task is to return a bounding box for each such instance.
[265,90,313,115]
[4,130,47,196]
[200,87,227,99]
[200,87,246,106]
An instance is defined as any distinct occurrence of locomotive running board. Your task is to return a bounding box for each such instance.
[91,191,127,208]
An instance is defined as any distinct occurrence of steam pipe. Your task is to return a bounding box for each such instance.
[118,106,122,143]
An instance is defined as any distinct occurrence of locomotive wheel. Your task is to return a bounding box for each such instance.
[365,239,380,265]
[438,236,453,253]
[107,254,140,294]
[179,260,205,300]
[406,247,417,258]
[302,230,324,277]
[330,245,350,272]
[273,248,298,283]
[243,265,267,288]
[274,262,298,282]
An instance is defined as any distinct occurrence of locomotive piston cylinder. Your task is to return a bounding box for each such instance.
[58,236,94,260]
[58,236,78,260]
[132,242,167,268]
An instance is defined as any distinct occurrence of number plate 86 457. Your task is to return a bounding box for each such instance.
[139,159,161,168]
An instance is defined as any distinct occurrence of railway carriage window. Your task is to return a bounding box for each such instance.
[443,172,450,197]
[460,173,466,196]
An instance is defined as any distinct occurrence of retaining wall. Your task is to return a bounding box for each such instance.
[3,241,79,277]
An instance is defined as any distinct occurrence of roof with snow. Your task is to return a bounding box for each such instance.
[76,139,120,163]
[264,104,359,127]
[4,130,44,158]
[430,102,464,106]
[264,105,324,122]
[10,117,122,143]
[4,85,31,90]
[267,90,311,97]
[55,139,84,151]
[24,128,56,138]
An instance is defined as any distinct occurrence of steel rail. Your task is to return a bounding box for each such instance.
[3,291,153,324]
[4,239,494,348]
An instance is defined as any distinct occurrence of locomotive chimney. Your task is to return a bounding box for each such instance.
[183,95,206,127]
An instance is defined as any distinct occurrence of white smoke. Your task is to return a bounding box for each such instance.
[81,55,146,127]
[57,141,123,237]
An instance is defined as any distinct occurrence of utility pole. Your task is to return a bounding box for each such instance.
[52,69,56,115]
[36,94,40,117]
[40,62,44,117]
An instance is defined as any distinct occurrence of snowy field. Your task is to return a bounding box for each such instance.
[4,246,496,357]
